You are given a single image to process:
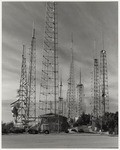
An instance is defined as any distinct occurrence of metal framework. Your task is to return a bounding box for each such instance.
[58,77,63,115]
[39,2,59,115]
[99,50,109,116]
[10,45,28,124]
[90,70,94,116]
[93,59,99,118]
[28,25,36,121]
[76,69,85,117]
[67,35,76,119]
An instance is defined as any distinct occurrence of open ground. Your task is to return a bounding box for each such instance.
[2,133,118,148]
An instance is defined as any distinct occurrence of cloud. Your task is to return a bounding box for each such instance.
[2,2,118,122]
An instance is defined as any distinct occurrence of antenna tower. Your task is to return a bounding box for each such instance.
[93,59,99,118]
[67,35,76,119]
[91,40,100,118]
[76,69,85,117]
[11,45,28,124]
[58,76,63,115]
[28,25,36,121]
[39,2,59,115]
[100,50,109,116]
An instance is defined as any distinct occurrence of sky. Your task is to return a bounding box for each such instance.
[2,1,118,122]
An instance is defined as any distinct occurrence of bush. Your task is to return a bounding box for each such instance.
[73,113,91,127]
[2,121,14,134]
[98,112,118,133]
[78,129,84,133]
[10,127,25,133]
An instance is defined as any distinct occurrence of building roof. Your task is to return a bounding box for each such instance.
[39,113,67,119]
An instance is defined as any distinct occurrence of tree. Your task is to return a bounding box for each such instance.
[73,113,91,127]
[101,112,118,134]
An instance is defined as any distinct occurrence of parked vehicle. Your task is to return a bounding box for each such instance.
[66,125,93,133]
[10,126,25,133]
[27,123,50,134]
[66,127,78,133]
[40,123,50,134]
[27,124,39,134]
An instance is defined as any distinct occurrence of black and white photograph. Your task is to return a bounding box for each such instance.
[2,1,118,148]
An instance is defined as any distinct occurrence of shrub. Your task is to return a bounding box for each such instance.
[2,121,14,134]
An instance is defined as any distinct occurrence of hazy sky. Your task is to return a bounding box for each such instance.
[2,2,118,122]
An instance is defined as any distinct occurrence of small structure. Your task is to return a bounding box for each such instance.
[39,113,69,132]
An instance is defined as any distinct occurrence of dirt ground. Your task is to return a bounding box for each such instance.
[2,133,118,148]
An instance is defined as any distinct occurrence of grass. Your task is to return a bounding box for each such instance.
[2,132,118,148]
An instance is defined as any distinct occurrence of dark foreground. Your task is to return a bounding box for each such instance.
[2,133,118,148]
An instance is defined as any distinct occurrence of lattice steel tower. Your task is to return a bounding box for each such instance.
[10,45,28,124]
[28,25,36,121]
[39,2,59,115]
[100,50,109,116]
[93,59,99,118]
[67,35,76,119]
[76,69,85,117]
[58,76,63,115]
